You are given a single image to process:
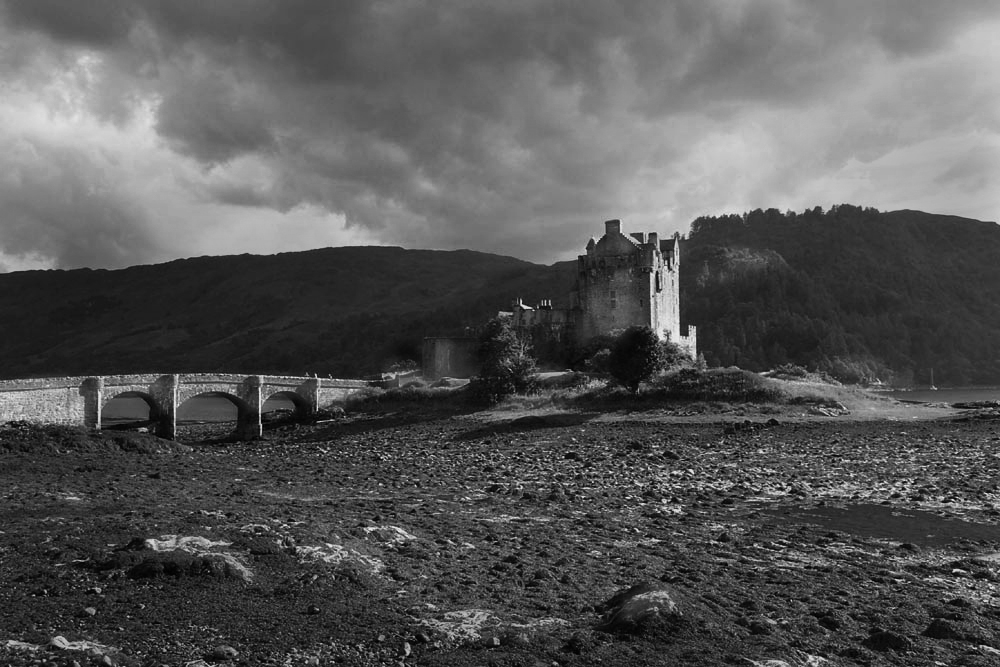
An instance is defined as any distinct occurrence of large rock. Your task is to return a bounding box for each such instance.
[594,582,682,635]
[107,535,253,582]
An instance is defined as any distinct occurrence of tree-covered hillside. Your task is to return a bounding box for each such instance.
[0,247,572,380]
[682,205,1000,386]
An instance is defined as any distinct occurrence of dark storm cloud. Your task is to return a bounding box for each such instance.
[2,0,136,47]
[0,138,161,269]
[155,66,277,163]
[1,0,997,268]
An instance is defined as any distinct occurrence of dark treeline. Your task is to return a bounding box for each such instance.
[681,205,1000,386]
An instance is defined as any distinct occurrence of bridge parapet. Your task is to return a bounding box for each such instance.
[0,376,86,391]
[101,374,167,386]
[314,378,371,409]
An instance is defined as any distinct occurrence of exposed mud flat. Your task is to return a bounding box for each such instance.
[3,411,1000,666]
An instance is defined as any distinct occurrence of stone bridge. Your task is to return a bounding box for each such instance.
[0,374,373,440]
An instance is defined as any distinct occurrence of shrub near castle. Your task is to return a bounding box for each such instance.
[469,317,539,405]
[608,326,670,393]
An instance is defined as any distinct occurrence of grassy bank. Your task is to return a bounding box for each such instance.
[343,367,900,419]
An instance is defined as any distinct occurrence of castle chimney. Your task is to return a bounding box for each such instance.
[604,219,621,235]
[648,232,658,247]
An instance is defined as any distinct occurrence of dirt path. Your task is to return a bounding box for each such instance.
[3,407,1000,666]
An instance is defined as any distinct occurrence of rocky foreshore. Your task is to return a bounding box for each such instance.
[3,408,1000,666]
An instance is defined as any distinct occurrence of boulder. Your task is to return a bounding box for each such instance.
[594,582,682,635]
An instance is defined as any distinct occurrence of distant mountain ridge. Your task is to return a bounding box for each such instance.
[1,206,998,386]
[0,246,574,379]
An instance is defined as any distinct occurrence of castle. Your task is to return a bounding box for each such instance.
[423,219,696,378]
[510,218,696,357]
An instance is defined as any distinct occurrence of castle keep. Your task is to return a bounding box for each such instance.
[511,219,696,356]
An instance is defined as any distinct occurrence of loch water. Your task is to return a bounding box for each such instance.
[885,386,1000,404]
[103,394,296,425]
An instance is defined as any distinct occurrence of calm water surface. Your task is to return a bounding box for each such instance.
[103,394,296,425]
[886,387,1000,404]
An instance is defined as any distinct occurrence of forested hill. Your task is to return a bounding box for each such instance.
[681,205,1000,386]
[0,247,573,380]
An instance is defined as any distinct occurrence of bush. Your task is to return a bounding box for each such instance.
[386,359,419,374]
[576,331,620,373]
[585,348,612,374]
[770,363,810,380]
[608,326,664,393]
[468,317,538,405]
[537,372,592,390]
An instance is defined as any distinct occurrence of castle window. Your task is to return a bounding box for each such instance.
[655,270,662,292]
[609,289,617,309]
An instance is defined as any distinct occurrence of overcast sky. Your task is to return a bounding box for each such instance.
[1,1,997,271]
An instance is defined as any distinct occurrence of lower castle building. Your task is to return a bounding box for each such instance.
[510,219,697,356]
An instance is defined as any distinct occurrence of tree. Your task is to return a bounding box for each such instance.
[608,326,664,393]
[469,317,538,405]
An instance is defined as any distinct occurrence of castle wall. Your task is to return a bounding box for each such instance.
[658,254,682,342]
[511,303,573,333]
[576,260,655,341]
[422,337,479,380]
[677,326,697,358]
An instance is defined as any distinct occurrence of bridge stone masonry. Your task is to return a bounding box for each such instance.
[0,373,372,440]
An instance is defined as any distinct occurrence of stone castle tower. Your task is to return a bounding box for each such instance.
[511,219,696,356]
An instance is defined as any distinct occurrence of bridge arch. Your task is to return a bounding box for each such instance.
[101,390,157,429]
[176,389,256,440]
[176,388,251,412]
[263,390,312,419]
